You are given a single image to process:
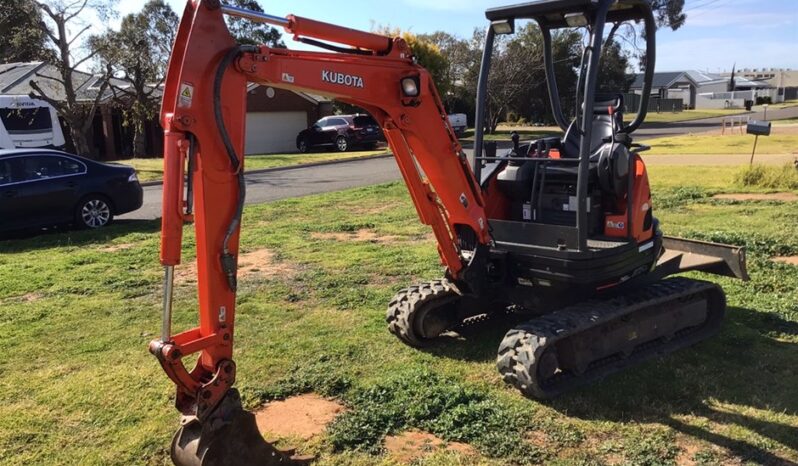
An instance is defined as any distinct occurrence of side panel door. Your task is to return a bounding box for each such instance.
[0,158,24,230]
[308,119,327,146]
[324,118,347,143]
[15,155,85,226]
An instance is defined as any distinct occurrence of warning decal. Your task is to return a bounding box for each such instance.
[178,82,194,108]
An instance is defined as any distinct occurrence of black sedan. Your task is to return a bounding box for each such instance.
[0,149,143,232]
[296,114,383,153]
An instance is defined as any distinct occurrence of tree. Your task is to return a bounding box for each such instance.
[0,0,51,63]
[373,27,451,100]
[597,40,634,95]
[417,31,480,113]
[225,0,284,47]
[28,0,115,157]
[92,0,178,157]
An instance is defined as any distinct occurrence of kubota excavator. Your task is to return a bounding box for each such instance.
[150,0,749,464]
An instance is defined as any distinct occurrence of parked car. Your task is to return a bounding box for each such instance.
[296,114,383,153]
[0,149,143,233]
[448,113,467,137]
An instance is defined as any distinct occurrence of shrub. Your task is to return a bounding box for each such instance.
[734,163,798,190]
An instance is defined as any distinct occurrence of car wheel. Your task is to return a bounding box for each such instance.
[297,138,309,153]
[335,136,349,152]
[76,195,114,229]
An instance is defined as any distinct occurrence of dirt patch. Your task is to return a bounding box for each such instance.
[384,430,477,463]
[311,228,401,244]
[674,437,702,466]
[713,192,798,202]
[99,243,136,252]
[525,430,549,448]
[773,256,798,265]
[254,394,344,440]
[174,248,295,285]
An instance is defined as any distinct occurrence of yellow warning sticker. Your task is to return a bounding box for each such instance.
[178,82,194,108]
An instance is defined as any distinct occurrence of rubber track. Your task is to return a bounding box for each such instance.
[497,277,726,399]
[386,279,460,347]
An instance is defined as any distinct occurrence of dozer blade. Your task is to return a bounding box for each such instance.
[657,236,749,281]
[171,389,313,466]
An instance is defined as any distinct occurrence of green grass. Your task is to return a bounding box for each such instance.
[634,108,749,124]
[117,150,388,182]
[735,164,798,190]
[1,171,798,464]
[644,133,798,155]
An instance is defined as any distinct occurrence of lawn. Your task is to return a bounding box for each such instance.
[1,163,797,464]
[644,129,798,155]
[117,150,388,182]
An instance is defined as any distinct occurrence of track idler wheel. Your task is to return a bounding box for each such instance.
[171,389,313,466]
[386,279,461,347]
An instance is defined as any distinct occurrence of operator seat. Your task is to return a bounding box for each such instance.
[548,94,631,199]
[561,94,624,159]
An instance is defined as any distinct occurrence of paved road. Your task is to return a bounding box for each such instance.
[120,157,401,220]
[120,105,798,221]
[634,105,798,139]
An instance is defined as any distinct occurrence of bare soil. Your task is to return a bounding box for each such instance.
[174,248,295,285]
[383,430,477,463]
[254,394,345,440]
[310,228,401,244]
[773,256,798,265]
[713,192,798,201]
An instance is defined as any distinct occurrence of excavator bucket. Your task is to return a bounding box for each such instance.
[170,389,313,466]
[657,236,749,281]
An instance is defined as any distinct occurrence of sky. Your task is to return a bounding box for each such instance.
[116,0,798,73]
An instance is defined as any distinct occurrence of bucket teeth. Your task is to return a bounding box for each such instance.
[170,389,314,465]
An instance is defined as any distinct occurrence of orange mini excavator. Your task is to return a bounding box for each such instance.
[150,1,748,464]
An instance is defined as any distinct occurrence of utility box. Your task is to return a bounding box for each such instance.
[746,120,771,136]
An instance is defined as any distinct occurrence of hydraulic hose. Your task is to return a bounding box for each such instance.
[213,44,259,291]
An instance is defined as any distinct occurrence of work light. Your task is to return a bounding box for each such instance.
[491,19,514,35]
[401,77,420,97]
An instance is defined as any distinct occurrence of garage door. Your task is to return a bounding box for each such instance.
[245,111,308,155]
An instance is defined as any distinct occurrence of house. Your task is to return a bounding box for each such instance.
[0,61,333,160]
[244,84,333,154]
[722,68,798,101]
[630,70,777,109]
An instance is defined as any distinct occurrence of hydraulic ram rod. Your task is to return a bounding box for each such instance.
[220,4,391,53]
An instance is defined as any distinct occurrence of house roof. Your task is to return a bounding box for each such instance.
[2,61,334,109]
[0,61,119,103]
[631,69,773,90]
[630,71,688,90]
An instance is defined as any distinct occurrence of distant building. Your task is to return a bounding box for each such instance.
[630,70,778,109]
[0,61,333,159]
[721,68,798,102]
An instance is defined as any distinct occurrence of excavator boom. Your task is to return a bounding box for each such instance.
[150,1,491,463]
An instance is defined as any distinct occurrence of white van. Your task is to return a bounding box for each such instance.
[0,95,66,150]
[448,113,467,137]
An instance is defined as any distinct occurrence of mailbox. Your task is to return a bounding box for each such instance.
[746,120,771,136]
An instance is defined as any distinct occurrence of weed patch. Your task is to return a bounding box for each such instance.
[734,163,798,190]
[326,369,544,464]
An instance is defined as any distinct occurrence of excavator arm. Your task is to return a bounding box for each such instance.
[149,1,490,463]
